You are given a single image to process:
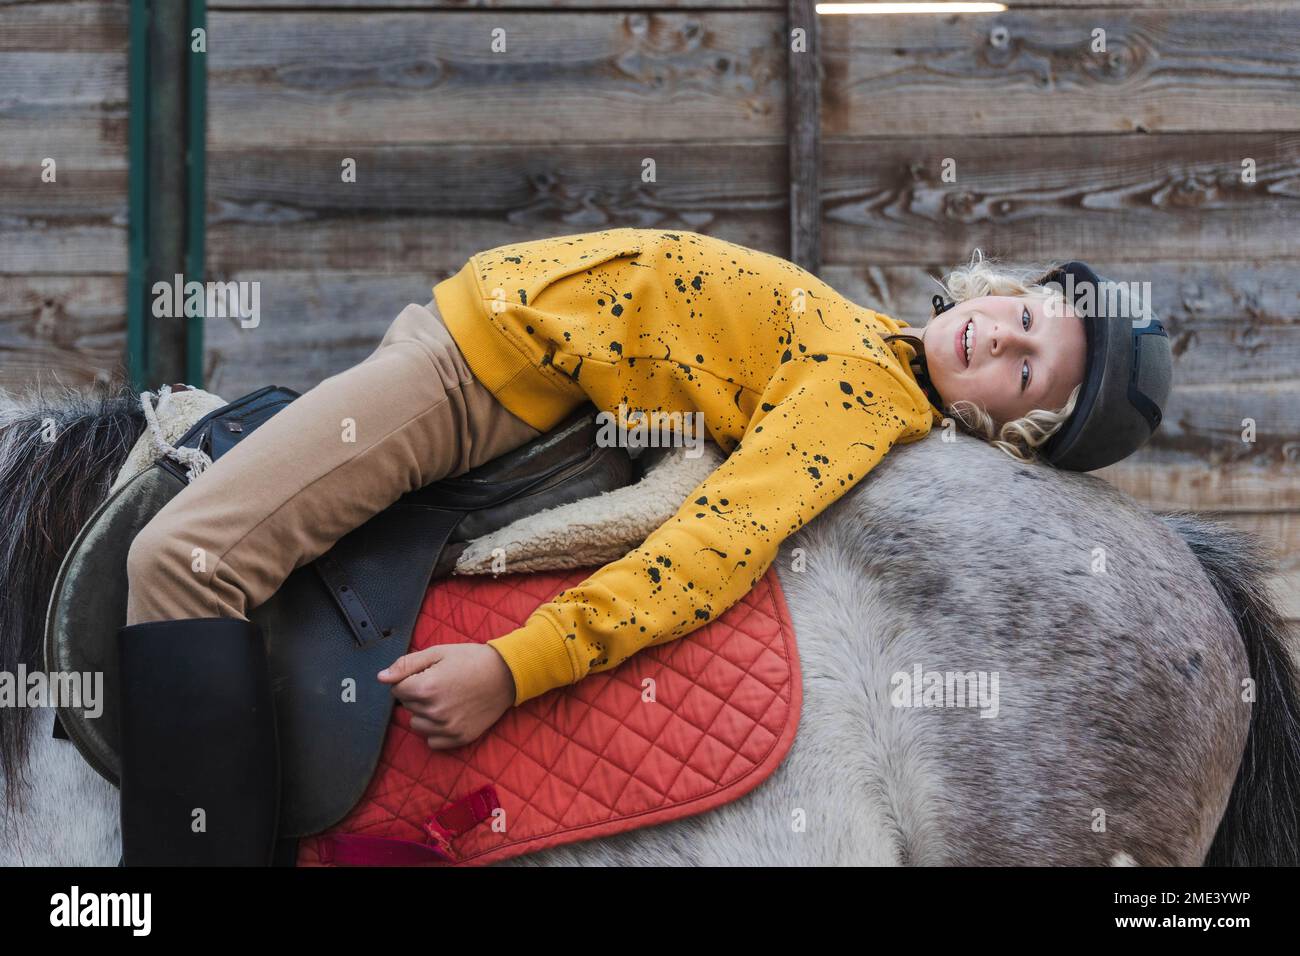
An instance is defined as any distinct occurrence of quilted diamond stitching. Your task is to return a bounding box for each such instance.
[300,566,797,866]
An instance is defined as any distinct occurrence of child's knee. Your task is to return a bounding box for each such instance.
[126,510,210,615]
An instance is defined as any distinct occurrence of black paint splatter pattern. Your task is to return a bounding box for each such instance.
[463,228,935,701]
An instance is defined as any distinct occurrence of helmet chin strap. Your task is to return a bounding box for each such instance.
[884,294,954,411]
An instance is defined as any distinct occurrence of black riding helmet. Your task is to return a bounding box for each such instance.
[1035,261,1172,472]
[894,261,1172,472]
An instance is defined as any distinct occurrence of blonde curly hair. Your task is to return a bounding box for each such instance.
[935,250,1083,463]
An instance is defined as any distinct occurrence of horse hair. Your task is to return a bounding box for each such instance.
[0,382,144,811]
[1163,514,1300,866]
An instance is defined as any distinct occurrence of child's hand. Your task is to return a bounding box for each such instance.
[378,644,516,750]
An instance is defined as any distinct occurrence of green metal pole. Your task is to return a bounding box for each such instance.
[126,0,207,391]
[126,0,151,391]
[185,0,207,387]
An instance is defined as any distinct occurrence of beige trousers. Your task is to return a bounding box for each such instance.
[125,300,542,625]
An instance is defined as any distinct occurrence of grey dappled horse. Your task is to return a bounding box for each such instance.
[2,386,1297,866]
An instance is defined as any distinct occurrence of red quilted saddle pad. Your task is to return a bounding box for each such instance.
[298,567,800,866]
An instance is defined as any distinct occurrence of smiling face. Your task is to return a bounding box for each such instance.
[921,294,1087,426]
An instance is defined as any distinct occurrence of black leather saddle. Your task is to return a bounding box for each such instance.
[45,385,636,837]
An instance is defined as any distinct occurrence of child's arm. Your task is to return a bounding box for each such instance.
[487,353,932,706]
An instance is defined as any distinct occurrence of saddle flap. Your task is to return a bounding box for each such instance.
[253,502,466,837]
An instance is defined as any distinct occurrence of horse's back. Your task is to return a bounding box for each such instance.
[775,434,1249,866]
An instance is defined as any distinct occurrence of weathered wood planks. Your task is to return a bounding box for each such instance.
[0,274,128,389]
[1,1,129,390]
[206,11,788,146]
[819,133,1300,265]
[5,0,1295,629]
[821,6,1300,136]
[211,0,781,8]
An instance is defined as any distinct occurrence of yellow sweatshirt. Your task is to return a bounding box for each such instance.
[434,228,935,706]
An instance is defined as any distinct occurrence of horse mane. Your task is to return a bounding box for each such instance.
[0,382,143,811]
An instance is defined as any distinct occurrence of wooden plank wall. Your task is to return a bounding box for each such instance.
[203,0,787,393]
[3,1,1295,629]
[817,0,1300,629]
[0,0,130,390]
